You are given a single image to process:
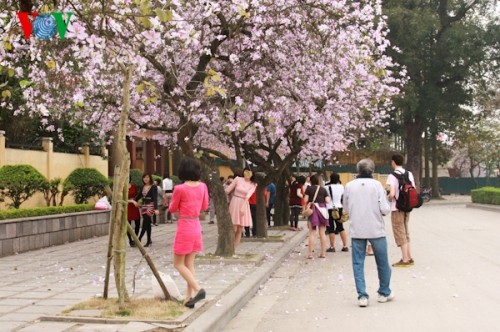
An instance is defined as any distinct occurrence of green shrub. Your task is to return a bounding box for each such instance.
[63,168,109,204]
[0,164,49,208]
[471,187,500,205]
[129,169,144,187]
[0,204,94,220]
[171,175,181,185]
[152,174,162,184]
[42,178,63,206]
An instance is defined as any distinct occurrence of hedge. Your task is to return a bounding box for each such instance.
[0,204,95,220]
[63,168,109,204]
[470,187,500,205]
[0,164,48,208]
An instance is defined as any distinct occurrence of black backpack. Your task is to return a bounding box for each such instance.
[392,171,422,212]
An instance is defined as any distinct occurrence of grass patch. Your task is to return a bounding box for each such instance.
[63,297,186,320]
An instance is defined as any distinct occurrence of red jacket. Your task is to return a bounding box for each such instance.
[289,182,304,206]
[248,191,257,205]
[127,184,140,221]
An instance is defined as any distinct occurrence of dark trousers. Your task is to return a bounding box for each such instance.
[127,219,140,244]
[290,206,301,228]
[139,215,152,243]
[245,204,257,237]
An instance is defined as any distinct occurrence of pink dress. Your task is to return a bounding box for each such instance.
[169,182,209,255]
[225,177,257,227]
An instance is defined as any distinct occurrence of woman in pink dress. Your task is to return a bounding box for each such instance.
[169,157,208,308]
[224,166,257,254]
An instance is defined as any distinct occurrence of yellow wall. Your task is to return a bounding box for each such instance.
[335,172,388,186]
[218,165,234,180]
[0,136,108,209]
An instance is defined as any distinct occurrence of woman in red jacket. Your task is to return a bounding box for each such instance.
[127,178,141,247]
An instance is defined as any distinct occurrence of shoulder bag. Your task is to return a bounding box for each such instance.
[303,185,320,218]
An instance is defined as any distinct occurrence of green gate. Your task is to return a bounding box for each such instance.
[438,177,499,195]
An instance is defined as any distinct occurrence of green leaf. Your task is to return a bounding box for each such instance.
[136,83,144,93]
[19,80,31,88]
[1,90,11,98]
[155,9,172,22]
[206,87,215,97]
[214,87,227,98]
[7,69,15,77]
[140,17,152,28]
[211,73,221,82]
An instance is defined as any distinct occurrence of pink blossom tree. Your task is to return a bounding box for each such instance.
[1,0,403,266]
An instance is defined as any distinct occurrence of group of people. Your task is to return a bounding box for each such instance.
[297,154,416,307]
[124,152,415,309]
[287,173,349,259]
[125,173,174,248]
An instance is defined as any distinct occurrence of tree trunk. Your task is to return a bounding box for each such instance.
[431,135,441,198]
[273,173,290,227]
[103,164,119,300]
[255,185,267,238]
[200,161,234,257]
[424,131,431,187]
[469,156,479,188]
[111,65,136,308]
[404,118,423,189]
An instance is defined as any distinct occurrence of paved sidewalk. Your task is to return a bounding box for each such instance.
[221,195,500,332]
[0,216,307,332]
[1,194,496,332]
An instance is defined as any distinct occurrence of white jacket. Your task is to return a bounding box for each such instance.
[344,177,391,239]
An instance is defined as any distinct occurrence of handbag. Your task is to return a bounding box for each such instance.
[302,186,320,217]
[315,203,329,219]
[332,208,340,220]
[340,211,349,223]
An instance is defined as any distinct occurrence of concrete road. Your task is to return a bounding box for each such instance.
[222,200,500,332]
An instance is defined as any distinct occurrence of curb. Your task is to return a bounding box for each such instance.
[466,203,500,213]
[184,228,308,332]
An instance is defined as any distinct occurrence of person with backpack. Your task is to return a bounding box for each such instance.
[386,153,420,267]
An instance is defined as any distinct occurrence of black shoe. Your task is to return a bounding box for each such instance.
[184,298,194,309]
[145,241,152,247]
[129,242,136,247]
[185,289,206,308]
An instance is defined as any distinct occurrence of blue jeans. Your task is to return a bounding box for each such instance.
[351,237,392,299]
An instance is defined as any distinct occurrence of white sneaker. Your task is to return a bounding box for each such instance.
[378,292,395,303]
[358,297,369,307]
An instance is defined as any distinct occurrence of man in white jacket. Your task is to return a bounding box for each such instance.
[344,159,393,307]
